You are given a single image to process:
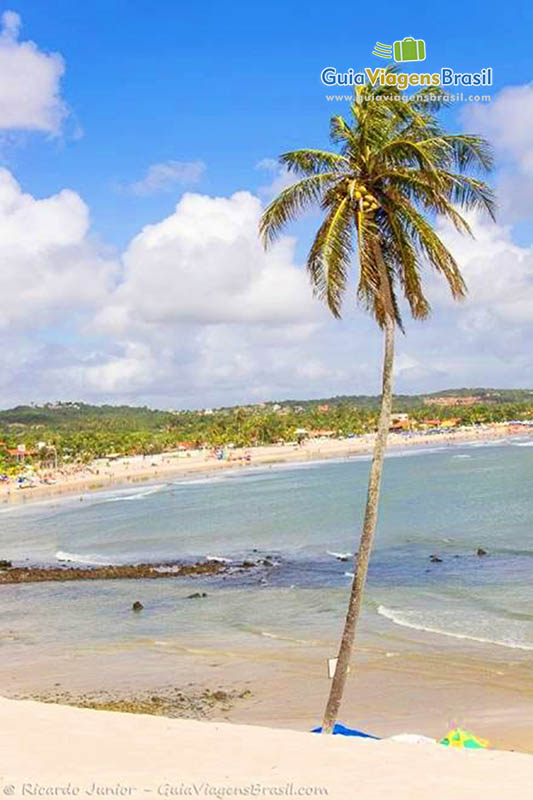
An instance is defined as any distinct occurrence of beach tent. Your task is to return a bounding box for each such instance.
[440,728,489,749]
[311,723,379,739]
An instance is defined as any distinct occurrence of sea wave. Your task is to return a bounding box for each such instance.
[55,550,117,566]
[97,484,167,503]
[260,630,319,646]
[326,550,352,560]
[377,604,533,651]
[461,439,510,449]
[205,555,233,563]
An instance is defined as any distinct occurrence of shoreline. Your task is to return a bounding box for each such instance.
[3,611,533,755]
[3,425,533,772]
[1,423,529,507]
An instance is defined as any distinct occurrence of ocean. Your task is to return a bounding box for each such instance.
[1,438,533,688]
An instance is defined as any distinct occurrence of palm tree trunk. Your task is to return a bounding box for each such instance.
[321,313,395,733]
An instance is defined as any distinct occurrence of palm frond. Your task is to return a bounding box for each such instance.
[392,200,467,299]
[258,86,494,327]
[442,134,494,173]
[307,195,354,318]
[279,149,349,176]
[260,173,341,246]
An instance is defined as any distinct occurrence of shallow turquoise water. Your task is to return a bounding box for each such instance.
[1,439,533,658]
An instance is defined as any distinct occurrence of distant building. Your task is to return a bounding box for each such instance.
[389,413,411,431]
[419,417,460,429]
[5,444,38,462]
[421,418,442,428]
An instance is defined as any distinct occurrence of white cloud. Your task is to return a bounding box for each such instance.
[466,85,533,175]
[4,96,533,409]
[79,189,325,399]
[433,211,533,327]
[389,207,533,393]
[256,158,296,199]
[127,160,206,196]
[94,190,319,333]
[0,10,67,134]
[0,168,117,329]
[464,85,533,222]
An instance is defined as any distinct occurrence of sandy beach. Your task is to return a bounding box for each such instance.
[2,694,533,800]
[2,424,533,788]
[1,423,529,506]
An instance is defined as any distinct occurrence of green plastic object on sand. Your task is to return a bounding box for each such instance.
[440,728,489,749]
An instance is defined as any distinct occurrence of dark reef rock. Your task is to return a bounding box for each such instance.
[0,559,256,585]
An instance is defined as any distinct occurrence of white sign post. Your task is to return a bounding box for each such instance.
[327,657,350,678]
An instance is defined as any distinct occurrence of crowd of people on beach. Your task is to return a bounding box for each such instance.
[0,422,531,503]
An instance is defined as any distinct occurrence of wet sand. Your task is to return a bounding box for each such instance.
[3,623,533,755]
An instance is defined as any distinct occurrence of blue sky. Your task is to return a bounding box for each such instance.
[1,1,533,408]
[10,0,532,245]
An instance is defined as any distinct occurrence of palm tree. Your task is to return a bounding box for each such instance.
[259,78,494,733]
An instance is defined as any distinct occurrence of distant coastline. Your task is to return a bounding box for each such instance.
[1,422,530,506]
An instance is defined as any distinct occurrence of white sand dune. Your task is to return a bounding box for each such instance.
[1,696,533,799]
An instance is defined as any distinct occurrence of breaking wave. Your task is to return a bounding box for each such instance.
[55,550,117,566]
[377,605,533,651]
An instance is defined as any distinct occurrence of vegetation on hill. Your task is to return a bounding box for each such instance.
[0,390,532,473]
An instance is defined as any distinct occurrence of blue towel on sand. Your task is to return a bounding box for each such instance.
[311,723,379,738]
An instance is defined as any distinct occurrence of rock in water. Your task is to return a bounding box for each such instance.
[429,554,443,563]
[132,601,144,611]
[476,548,487,556]
[187,592,207,599]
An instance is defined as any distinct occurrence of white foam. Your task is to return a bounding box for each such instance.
[377,605,533,651]
[55,550,116,566]
[153,565,181,573]
[327,550,352,560]
[99,484,167,503]
[260,630,319,646]
[205,555,233,563]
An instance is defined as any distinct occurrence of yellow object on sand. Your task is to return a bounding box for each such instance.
[440,728,489,749]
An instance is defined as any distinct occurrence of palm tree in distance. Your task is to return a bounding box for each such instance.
[259,77,494,733]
